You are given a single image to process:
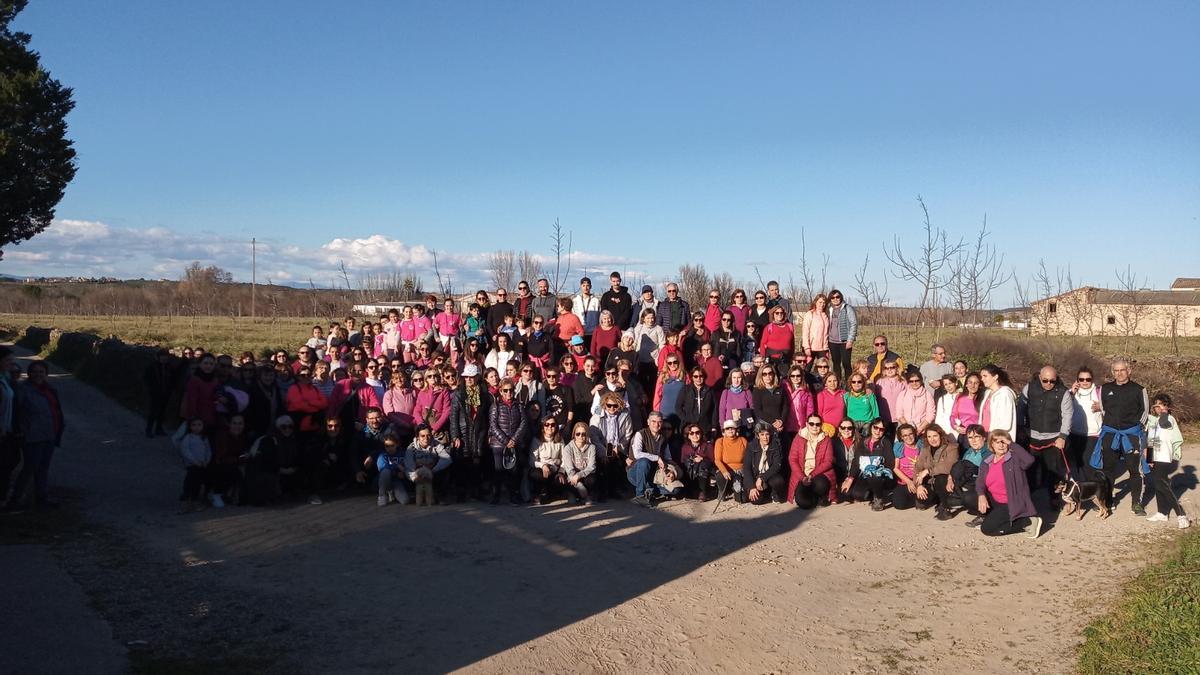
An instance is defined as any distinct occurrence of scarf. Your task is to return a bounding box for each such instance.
[730,385,744,395]
[800,427,825,475]
[465,385,481,414]
[758,440,771,474]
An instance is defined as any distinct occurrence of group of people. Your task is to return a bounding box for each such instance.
[0,348,66,512]
[153,275,1191,538]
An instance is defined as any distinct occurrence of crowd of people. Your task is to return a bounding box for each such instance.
[1,274,1190,537]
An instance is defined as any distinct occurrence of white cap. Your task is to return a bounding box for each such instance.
[461,364,480,377]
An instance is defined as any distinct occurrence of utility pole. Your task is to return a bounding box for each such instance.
[251,237,257,320]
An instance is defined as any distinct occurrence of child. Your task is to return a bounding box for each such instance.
[173,418,212,513]
[406,425,451,506]
[499,314,518,340]
[741,323,759,364]
[1146,394,1190,529]
[852,359,871,383]
[375,432,408,506]
[465,303,488,349]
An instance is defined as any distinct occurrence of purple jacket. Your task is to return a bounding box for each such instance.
[976,443,1037,521]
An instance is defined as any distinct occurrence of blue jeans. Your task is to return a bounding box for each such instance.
[627,458,656,497]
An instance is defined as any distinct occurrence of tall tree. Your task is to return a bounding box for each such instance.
[0,0,77,258]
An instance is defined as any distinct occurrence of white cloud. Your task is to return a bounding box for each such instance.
[0,219,649,291]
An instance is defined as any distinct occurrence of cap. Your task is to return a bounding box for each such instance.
[570,335,584,346]
[461,364,480,377]
[722,419,738,430]
[641,285,653,294]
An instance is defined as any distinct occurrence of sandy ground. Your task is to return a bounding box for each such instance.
[2,351,1195,674]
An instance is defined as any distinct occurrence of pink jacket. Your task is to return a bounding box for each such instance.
[875,377,906,424]
[894,386,935,427]
[816,389,846,427]
[726,304,749,333]
[704,302,724,332]
[783,384,816,432]
[950,394,980,431]
[382,387,417,432]
[800,310,830,353]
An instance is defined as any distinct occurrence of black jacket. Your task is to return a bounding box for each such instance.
[600,286,633,329]
[752,387,788,428]
[486,302,514,335]
[449,387,493,459]
[743,437,783,485]
[676,384,717,435]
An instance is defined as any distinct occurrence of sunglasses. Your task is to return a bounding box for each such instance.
[850,379,864,384]
[1078,377,1093,382]
[542,422,557,427]
[667,360,679,365]
[573,432,588,437]
[709,295,719,299]
[500,388,514,393]
[908,379,922,384]
[806,422,823,428]
[871,425,885,431]
[839,425,854,431]
[873,342,887,347]
[687,431,702,436]
[1040,378,1055,384]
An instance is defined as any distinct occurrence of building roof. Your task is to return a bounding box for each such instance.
[1170,277,1200,290]
[1035,286,1200,307]
[1089,288,1200,306]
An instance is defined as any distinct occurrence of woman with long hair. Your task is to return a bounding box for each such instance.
[718,367,753,430]
[759,305,795,372]
[652,354,687,429]
[979,364,1018,437]
[952,372,984,438]
[843,373,880,437]
[726,289,750,333]
[800,293,830,368]
[840,419,895,509]
[752,365,788,436]
[589,391,633,501]
[590,310,621,364]
[679,422,716,501]
[782,365,816,453]
[816,372,846,437]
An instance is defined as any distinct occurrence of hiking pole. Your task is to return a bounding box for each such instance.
[712,478,730,515]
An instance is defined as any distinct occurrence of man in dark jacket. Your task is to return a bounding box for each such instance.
[486,288,515,336]
[600,272,633,330]
[655,282,691,333]
[1017,365,1073,499]
[1092,358,1150,515]
[143,349,177,437]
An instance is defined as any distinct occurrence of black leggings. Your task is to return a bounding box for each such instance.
[892,479,938,510]
[845,475,892,502]
[747,474,787,504]
[980,502,1033,536]
[1150,461,1186,517]
[181,466,206,501]
[793,475,831,509]
[828,342,852,382]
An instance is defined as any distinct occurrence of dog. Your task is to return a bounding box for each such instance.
[1055,479,1111,520]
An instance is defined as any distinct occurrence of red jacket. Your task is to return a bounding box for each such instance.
[286,380,329,432]
[759,321,795,356]
[697,355,725,390]
[788,433,837,503]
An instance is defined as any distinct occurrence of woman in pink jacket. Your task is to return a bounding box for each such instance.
[783,365,816,451]
[800,293,830,366]
[874,360,906,429]
[894,371,935,435]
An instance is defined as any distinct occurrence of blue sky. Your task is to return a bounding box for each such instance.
[5,1,1198,302]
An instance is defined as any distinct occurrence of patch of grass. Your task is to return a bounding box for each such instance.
[1076,530,1200,675]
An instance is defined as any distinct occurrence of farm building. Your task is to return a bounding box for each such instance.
[1030,277,1200,337]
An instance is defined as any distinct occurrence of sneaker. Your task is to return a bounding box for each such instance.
[935,507,954,521]
[1132,502,1146,516]
[965,515,985,528]
[308,495,323,506]
[210,494,226,508]
[1028,516,1043,539]
[1147,512,1169,523]
[870,498,885,512]
[377,494,388,507]
[1179,516,1192,530]
[632,494,654,508]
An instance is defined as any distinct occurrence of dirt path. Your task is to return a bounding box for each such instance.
[4,351,1195,674]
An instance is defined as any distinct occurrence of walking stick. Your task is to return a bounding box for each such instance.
[712,477,730,515]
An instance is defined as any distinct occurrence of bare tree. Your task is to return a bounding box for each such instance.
[548,218,574,294]
[517,250,543,289]
[850,254,891,325]
[795,228,816,302]
[948,216,1011,325]
[431,250,451,297]
[883,196,964,358]
[1112,265,1150,353]
[486,250,515,291]
[678,263,710,309]
[711,272,736,306]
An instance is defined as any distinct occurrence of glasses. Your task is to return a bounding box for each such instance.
[734,294,745,298]
[667,289,678,294]
[692,374,704,379]
[573,432,588,437]
[873,342,886,347]
[830,295,841,300]
[500,388,514,393]
[839,425,854,431]
[1040,378,1055,384]
[1077,377,1092,382]
[412,376,425,382]
[755,295,766,300]
[806,422,823,428]
[815,365,829,370]
[518,286,529,290]
[604,403,619,410]
[871,425,885,431]
[721,318,732,322]
[545,374,558,379]
[605,370,618,375]
[542,422,557,428]
[849,379,864,384]
[667,360,679,365]
[789,373,805,379]
[709,295,719,299]
[883,365,897,370]
[908,379,922,384]
[533,321,543,326]
[497,293,507,297]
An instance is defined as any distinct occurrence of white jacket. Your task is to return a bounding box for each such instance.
[981,386,1017,437]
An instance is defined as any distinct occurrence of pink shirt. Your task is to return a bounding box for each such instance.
[398,319,419,342]
[951,394,979,430]
[726,304,749,333]
[816,389,846,427]
[895,386,935,427]
[875,378,906,424]
[896,443,920,480]
[434,312,461,336]
[704,303,723,332]
[985,455,1009,504]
